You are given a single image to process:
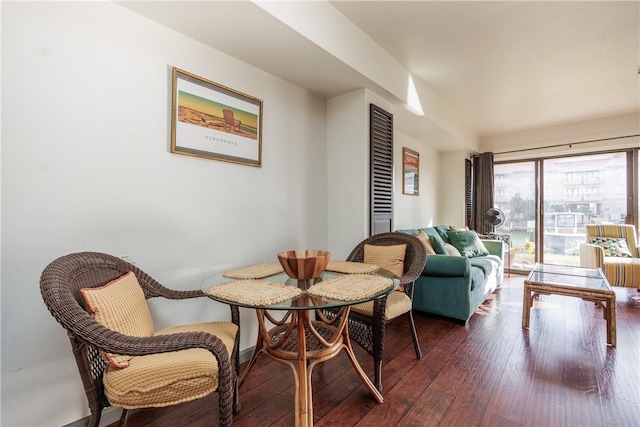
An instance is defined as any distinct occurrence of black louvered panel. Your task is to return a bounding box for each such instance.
[465,158,473,228]
[370,104,393,235]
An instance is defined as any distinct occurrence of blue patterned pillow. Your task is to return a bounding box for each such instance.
[591,237,632,258]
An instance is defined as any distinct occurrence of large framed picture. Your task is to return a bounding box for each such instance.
[402,147,419,195]
[171,67,263,167]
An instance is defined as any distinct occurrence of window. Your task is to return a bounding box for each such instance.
[494,149,638,271]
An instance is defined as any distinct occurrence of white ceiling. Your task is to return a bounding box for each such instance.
[332,1,640,137]
[118,1,639,146]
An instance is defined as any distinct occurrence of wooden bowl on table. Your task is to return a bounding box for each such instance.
[277,250,331,289]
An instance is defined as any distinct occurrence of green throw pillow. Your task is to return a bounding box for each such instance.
[433,225,451,243]
[428,234,447,255]
[420,227,448,254]
[449,230,490,258]
[591,237,632,258]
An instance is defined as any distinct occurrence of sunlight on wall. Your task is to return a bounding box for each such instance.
[406,74,424,116]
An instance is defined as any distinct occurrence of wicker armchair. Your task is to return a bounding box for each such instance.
[40,252,240,427]
[322,232,427,391]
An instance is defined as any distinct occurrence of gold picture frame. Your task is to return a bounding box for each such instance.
[402,147,419,195]
[170,67,263,167]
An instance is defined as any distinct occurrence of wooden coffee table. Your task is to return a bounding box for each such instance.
[522,263,616,346]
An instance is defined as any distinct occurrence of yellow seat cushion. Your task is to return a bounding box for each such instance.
[104,322,238,409]
[350,290,412,320]
[81,271,154,368]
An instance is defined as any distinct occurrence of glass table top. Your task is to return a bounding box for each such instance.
[201,268,398,310]
[526,263,612,292]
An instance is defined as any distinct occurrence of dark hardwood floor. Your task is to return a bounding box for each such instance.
[113,274,640,426]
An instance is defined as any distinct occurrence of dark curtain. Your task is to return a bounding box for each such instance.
[472,152,495,234]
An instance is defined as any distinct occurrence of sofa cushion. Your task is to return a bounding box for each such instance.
[449,230,490,258]
[591,237,633,258]
[429,236,447,254]
[444,243,462,256]
[434,225,451,243]
[419,228,447,254]
[470,255,501,277]
[416,230,436,255]
[469,265,485,291]
[395,228,419,236]
[449,225,469,231]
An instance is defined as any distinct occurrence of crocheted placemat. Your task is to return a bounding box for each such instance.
[205,280,302,306]
[223,262,284,279]
[308,274,393,301]
[325,260,380,274]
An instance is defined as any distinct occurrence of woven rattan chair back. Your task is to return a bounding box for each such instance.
[324,232,426,392]
[346,232,427,285]
[40,252,240,427]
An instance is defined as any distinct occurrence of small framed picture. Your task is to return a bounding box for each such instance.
[170,67,263,167]
[402,147,419,195]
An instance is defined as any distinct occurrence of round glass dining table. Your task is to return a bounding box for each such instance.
[202,267,398,427]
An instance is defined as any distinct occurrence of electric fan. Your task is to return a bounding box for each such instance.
[482,208,506,228]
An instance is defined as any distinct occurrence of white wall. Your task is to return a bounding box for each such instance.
[1,2,327,425]
[483,112,639,161]
[326,90,369,259]
[393,131,440,230]
[326,88,444,255]
[437,151,469,226]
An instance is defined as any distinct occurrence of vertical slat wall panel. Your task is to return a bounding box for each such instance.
[465,158,473,228]
[370,104,394,235]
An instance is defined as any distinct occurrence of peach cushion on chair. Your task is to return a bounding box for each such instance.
[358,243,409,318]
[104,322,238,409]
[80,271,154,368]
[363,243,406,277]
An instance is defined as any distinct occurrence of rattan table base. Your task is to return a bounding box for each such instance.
[239,308,383,427]
[522,264,616,346]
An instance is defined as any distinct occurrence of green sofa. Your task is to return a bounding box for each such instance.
[397,225,504,323]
